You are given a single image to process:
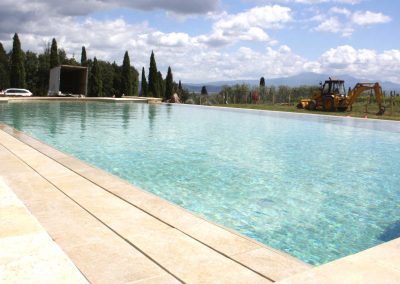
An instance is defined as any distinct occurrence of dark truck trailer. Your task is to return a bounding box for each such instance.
[48,65,88,96]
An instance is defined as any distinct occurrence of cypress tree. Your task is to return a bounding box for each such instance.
[10,33,26,88]
[131,66,139,97]
[81,46,87,66]
[259,77,266,102]
[201,86,208,95]
[157,71,164,98]
[260,77,265,87]
[37,45,50,96]
[89,57,102,97]
[178,80,182,91]
[140,67,148,97]
[121,51,132,96]
[98,60,114,97]
[0,42,10,90]
[50,38,59,68]
[148,51,159,97]
[165,66,173,101]
[112,62,121,97]
[25,51,39,95]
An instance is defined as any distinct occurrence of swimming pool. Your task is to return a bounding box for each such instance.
[1,101,399,265]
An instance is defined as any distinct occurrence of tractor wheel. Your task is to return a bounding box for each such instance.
[323,97,334,111]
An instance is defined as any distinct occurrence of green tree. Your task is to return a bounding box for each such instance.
[112,62,122,97]
[58,49,79,66]
[81,46,87,66]
[10,33,26,88]
[37,45,50,96]
[121,51,132,96]
[140,67,148,97]
[98,60,114,97]
[201,86,208,95]
[25,51,39,95]
[259,77,266,103]
[164,66,173,101]
[178,80,182,92]
[157,71,164,98]
[88,57,102,97]
[131,66,139,97]
[50,38,59,68]
[260,77,265,87]
[148,51,160,97]
[0,42,10,90]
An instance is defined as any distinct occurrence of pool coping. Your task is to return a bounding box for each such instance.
[0,123,311,282]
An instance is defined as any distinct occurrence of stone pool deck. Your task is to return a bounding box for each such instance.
[0,124,310,283]
[0,178,88,283]
[1,121,399,283]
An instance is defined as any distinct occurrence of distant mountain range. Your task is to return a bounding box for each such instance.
[183,72,400,93]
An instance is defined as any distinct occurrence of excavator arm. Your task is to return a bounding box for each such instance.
[347,83,385,115]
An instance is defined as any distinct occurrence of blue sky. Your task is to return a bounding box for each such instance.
[0,0,399,83]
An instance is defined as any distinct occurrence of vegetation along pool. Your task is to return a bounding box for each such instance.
[1,101,399,265]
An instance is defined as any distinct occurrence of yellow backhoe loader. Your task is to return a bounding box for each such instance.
[297,78,385,115]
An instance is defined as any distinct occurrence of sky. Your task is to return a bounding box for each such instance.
[0,0,399,83]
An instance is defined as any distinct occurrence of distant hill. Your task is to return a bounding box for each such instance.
[183,72,400,93]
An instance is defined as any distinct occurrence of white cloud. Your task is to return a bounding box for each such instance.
[319,45,400,82]
[351,11,391,26]
[314,17,354,37]
[147,32,193,47]
[199,5,291,47]
[330,7,351,16]
[312,8,391,36]
[257,0,361,4]
[214,5,292,30]
[0,1,398,84]
[0,0,219,17]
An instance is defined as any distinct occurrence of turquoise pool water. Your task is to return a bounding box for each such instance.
[1,101,399,265]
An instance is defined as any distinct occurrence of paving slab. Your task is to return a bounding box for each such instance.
[0,178,88,284]
[276,238,400,284]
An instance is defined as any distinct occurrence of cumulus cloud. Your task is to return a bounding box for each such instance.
[0,0,219,35]
[351,11,391,25]
[314,17,354,36]
[198,5,291,47]
[318,45,400,82]
[214,5,291,30]
[0,1,398,84]
[257,0,361,4]
[330,7,351,16]
[312,8,391,36]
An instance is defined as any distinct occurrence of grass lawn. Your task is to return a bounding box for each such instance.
[214,103,400,121]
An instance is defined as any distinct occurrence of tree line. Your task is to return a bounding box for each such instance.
[185,77,320,105]
[0,33,188,100]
